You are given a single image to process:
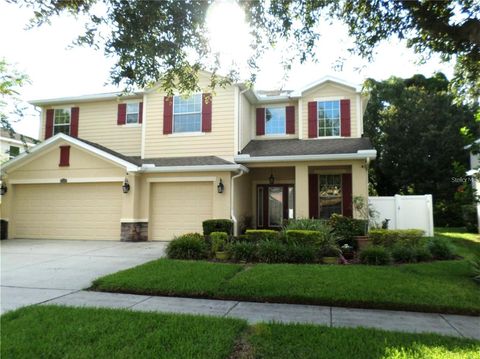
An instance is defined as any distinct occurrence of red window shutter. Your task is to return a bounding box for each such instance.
[286,106,295,134]
[256,108,265,136]
[202,93,212,132]
[117,104,126,125]
[45,109,54,139]
[138,102,143,124]
[340,99,351,137]
[163,96,173,134]
[59,145,70,167]
[70,107,79,137]
[308,102,317,138]
[342,173,353,217]
[308,174,319,219]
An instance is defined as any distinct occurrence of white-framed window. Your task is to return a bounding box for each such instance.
[173,94,202,133]
[53,108,71,135]
[317,100,340,137]
[265,107,286,135]
[318,174,342,219]
[126,103,140,124]
[9,145,20,159]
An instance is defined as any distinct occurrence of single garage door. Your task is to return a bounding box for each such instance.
[14,182,122,240]
[150,182,213,241]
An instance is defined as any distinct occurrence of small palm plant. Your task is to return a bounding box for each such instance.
[471,254,480,283]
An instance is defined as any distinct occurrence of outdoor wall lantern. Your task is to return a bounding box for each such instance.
[217,179,224,194]
[122,178,130,194]
[0,182,7,196]
[269,173,275,185]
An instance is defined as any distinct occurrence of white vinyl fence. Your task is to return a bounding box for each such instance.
[368,195,434,236]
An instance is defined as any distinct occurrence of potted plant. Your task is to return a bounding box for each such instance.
[352,196,378,250]
[321,244,341,264]
[211,232,228,260]
[340,243,354,260]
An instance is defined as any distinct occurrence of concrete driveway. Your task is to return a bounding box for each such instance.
[0,239,167,314]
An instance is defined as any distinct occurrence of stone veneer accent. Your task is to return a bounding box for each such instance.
[120,222,148,242]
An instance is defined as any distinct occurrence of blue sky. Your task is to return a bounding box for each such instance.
[1,1,455,139]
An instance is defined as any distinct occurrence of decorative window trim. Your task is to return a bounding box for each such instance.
[53,108,71,136]
[173,93,202,133]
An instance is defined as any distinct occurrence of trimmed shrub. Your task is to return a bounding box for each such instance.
[245,229,279,242]
[202,219,233,236]
[427,238,455,260]
[413,246,433,262]
[284,230,320,246]
[369,229,425,247]
[284,244,318,264]
[283,218,329,231]
[211,232,228,253]
[328,214,366,249]
[257,240,287,263]
[391,244,417,263]
[359,246,392,265]
[166,233,209,260]
[226,242,257,262]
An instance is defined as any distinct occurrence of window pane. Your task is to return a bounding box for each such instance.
[54,109,70,125]
[9,146,20,158]
[174,113,201,132]
[318,174,342,219]
[126,113,138,124]
[265,107,286,135]
[126,103,138,113]
[173,94,202,114]
[317,100,340,137]
[53,125,70,135]
[268,187,283,227]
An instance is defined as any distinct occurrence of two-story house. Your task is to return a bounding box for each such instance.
[0,72,376,241]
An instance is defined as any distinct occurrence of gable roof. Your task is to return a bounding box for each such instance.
[1,133,140,173]
[290,75,362,97]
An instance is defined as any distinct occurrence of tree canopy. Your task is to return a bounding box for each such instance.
[363,73,479,226]
[12,0,480,97]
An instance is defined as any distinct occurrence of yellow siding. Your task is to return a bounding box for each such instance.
[144,74,236,160]
[240,92,252,150]
[301,82,359,139]
[40,99,143,156]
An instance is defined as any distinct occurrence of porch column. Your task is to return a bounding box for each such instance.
[351,161,369,218]
[295,164,309,218]
[120,173,147,241]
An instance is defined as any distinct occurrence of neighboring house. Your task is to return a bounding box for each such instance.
[0,129,36,163]
[0,72,376,241]
[466,139,480,232]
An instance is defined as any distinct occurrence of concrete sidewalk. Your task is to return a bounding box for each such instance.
[42,290,480,340]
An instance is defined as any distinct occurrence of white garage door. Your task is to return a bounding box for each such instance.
[14,183,122,240]
[150,182,213,241]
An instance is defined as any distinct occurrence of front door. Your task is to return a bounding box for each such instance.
[257,184,294,228]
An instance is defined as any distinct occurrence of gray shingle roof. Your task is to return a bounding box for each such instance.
[142,156,234,167]
[76,137,234,167]
[240,138,374,157]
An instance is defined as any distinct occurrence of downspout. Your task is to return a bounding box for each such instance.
[231,168,247,236]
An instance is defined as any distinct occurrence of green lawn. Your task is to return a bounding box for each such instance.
[2,306,479,359]
[1,305,246,359]
[91,229,480,315]
[247,322,480,359]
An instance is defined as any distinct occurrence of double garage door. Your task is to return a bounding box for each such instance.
[13,181,214,241]
[14,183,122,240]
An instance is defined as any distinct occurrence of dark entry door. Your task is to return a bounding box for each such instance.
[257,184,294,228]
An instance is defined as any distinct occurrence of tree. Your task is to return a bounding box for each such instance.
[0,58,34,154]
[363,73,479,226]
[12,0,480,97]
